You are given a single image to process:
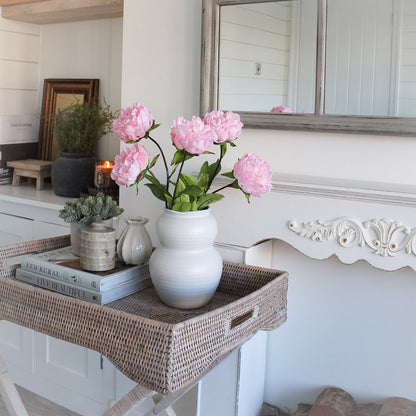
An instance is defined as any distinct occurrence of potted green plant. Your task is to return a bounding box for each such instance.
[51,100,118,197]
[59,191,123,255]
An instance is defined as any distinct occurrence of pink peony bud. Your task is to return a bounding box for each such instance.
[111,143,149,186]
[233,153,272,197]
[113,102,153,142]
[271,105,292,113]
[171,115,214,155]
[203,110,243,143]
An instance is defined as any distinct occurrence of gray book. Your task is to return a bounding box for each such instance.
[16,268,152,305]
[20,246,150,293]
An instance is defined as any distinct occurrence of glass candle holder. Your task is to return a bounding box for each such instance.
[94,160,115,188]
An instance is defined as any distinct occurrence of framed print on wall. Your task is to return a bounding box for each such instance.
[38,79,99,161]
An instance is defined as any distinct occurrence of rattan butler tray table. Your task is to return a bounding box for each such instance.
[0,235,288,416]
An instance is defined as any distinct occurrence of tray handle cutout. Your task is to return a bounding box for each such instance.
[230,307,257,329]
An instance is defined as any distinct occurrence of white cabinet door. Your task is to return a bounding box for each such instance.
[0,322,34,376]
[34,333,103,402]
[0,213,34,245]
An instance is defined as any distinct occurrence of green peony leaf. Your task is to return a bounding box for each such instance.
[172,201,193,212]
[145,183,171,204]
[197,161,210,188]
[196,193,224,210]
[222,171,235,179]
[183,185,205,197]
[180,173,196,186]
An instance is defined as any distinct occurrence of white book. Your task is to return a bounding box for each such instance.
[16,268,152,305]
[20,246,149,293]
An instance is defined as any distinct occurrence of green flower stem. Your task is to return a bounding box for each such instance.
[148,135,170,205]
[212,182,234,194]
[205,143,227,193]
[172,151,187,204]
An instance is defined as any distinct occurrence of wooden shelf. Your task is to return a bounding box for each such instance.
[0,0,123,24]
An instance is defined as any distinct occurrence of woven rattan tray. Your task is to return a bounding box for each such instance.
[0,236,288,394]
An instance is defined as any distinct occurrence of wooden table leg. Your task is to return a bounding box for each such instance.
[0,356,29,416]
[104,384,158,416]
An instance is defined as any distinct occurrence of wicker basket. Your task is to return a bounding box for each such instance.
[0,236,288,394]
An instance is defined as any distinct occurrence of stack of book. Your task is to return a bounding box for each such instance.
[0,168,12,185]
[16,246,152,305]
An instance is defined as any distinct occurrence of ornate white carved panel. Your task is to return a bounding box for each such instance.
[211,174,416,272]
[289,217,416,258]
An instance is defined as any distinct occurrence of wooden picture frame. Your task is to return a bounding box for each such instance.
[37,79,99,161]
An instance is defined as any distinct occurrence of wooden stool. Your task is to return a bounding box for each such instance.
[7,159,53,190]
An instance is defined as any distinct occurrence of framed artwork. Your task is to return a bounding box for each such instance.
[37,79,99,161]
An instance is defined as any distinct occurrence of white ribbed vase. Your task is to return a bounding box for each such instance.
[117,217,152,265]
[149,209,223,309]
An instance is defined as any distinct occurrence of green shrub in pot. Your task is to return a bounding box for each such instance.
[51,101,118,197]
[59,191,124,255]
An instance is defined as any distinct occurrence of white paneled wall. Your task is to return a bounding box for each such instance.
[40,18,123,160]
[325,0,394,116]
[219,2,292,112]
[399,0,416,116]
[0,14,40,115]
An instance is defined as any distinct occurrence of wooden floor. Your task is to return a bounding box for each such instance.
[0,385,81,416]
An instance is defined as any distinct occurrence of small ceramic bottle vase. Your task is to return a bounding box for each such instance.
[117,217,152,265]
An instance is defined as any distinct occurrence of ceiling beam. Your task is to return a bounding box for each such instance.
[1,0,123,24]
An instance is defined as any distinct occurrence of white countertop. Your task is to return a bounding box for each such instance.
[0,183,69,210]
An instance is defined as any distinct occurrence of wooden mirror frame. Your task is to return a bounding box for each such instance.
[37,78,99,161]
[200,0,416,137]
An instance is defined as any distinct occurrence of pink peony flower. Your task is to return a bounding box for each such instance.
[171,116,214,155]
[203,110,243,143]
[271,105,292,113]
[233,153,272,197]
[113,102,153,142]
[111,143,149,186]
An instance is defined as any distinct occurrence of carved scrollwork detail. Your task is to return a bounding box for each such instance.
[288,218,416,257]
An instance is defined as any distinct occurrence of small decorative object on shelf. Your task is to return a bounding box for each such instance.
[51,100,118,197]
[111,102,272,309]
[80,222,116,271]
[117,217,152,266]
[59,191,123,256]
[94,160,116,188]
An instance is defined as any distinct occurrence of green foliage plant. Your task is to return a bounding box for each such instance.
[54,100,118,154]
[59,192,124,226]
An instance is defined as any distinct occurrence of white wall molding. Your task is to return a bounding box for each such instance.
[211,174,416,207]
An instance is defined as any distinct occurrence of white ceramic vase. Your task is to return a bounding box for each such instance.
[149,208,223,309]
[117,217,152,265]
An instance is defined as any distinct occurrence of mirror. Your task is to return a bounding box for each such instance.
[201,0,416,136]
[38,79,99,161]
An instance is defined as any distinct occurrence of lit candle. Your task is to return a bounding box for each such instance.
[94,160,115,188]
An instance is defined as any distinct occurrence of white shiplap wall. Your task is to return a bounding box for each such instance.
[219,2,292,112]
[0,13,40,116]
[399,0,416,116]
[325,0,394,116]
[40,18,123,160]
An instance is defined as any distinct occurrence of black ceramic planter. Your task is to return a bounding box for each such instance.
[52,152,96,197]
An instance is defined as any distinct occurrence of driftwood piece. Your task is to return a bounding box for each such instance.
[355,403,383,416]
[295,403,313,415]
[309,387,356,416]
[379,397,416,416]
